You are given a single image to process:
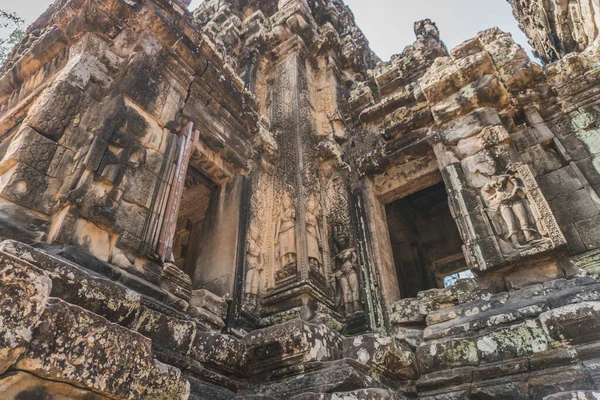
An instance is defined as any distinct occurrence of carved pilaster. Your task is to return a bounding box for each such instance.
[157,122,200,263]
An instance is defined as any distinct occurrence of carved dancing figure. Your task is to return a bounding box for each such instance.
[244,225,264,304]
[274,191,297,269]
[332,225,361,316]
[306,193,324,273]
[483,173,539,248]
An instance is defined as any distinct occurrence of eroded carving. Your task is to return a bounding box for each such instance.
[306,192,324,274]
[482,167,545,250]
[245,224,264,304]
[332,224,361,316]
[274,190,297,272]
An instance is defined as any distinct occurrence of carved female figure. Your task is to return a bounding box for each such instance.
[274,191,297,269]
[306,193,323,272]
[245,225,264,303]
[483,173,539,248]
[332,225,361,315]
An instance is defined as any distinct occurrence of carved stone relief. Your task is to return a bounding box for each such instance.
[244,224,264,305]
[306,192,324,273]
[331,224,361,316]
[482,170,543,249]
[481,164,566,258]
[273,188,297,283]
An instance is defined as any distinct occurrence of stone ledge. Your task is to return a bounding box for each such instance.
[0,251,190,399]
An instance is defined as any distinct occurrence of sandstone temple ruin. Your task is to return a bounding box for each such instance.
[4,0,600,398]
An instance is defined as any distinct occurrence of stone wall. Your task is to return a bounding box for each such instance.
[2,0,600,398]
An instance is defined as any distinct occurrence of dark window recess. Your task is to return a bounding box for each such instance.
[386,182,469,298]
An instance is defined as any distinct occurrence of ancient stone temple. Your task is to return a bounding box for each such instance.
[4,0,600,398]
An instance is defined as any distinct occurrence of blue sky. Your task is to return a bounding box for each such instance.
[3,0,534,61]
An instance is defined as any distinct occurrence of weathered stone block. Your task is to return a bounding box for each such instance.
[439,108,502,144]
[145,359,191,400]
[115,200,149,238]
[0,371,110,400]
[0,126,58,175]
[132,305,197,355]
[561,224,587,255]
[549,189,600,226]
[390,298,424,324]
[46,145,75,179]
[245,359,387,398]
[471,377,529,400]
[529,347,579,371]
[190,289,228,319]
[505,261,565,291]
[123,100,166,152]
[481,30,542,90]
[417,337,479,373]
[418,287,458,316]
[417,366,474,392]
[24,80,83,141]
[473,358,529,381]
[451,38,485,59]
[243,320,343,374]
[391,327,424,351]
[420,388,470,400]
[424,284,547,340]
[540,302,600,347]
[72,218,113,262]
[420,52,495,105]
[189,332,246,374]
[527,366,595,399]
[454,125,510,159]
[476,320,549,363]
[544,391,600,400]
[0,162,60,215]
[329,389,406,400]
[0,198,49,244]
[426,291,508,327]
[0,252,52,374]
[538,166,585,202]
[431,75,510,123]
[122,165,159,209]
[186,303,226,332]
[16,298,155,399]
[576,215,600,250]
[0,240,141,325]
[544,279,600,309]
[343,334,417,380]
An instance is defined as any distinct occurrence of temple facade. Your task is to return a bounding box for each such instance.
[2,0,600,398]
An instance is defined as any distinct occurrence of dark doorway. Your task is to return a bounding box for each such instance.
[172,167,217,277]
[386,182,469,298]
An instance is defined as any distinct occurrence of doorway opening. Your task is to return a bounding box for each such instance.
[172,166,217,278]
[386,181,470,298]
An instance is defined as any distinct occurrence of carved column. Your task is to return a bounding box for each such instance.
[157,122,200,263]
[259,38,334,317]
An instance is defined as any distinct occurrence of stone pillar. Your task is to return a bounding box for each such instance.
[157,122,200,263]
